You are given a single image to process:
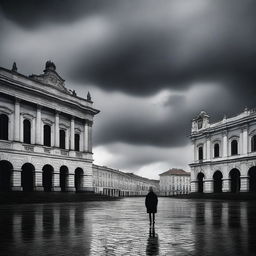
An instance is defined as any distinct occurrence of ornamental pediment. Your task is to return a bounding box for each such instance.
[29,61,68,92]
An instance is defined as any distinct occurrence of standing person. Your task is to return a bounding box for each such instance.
[145,187,158,225]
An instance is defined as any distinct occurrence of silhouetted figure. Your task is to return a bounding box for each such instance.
[145,187,158,225]
[146,226,159,256]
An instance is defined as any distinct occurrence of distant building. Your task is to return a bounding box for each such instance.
[190,109,256,193]
[159,169,190,196]
[0,61,99,192]
[93,164,160,197]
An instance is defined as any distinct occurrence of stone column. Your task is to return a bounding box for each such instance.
[240,130,243,155]
[14,99,20,141]
[19,114,24,143]
[203,179,213,193]
[222,131,228,157]
[84,121,89,152]
[55,111,60,148]
[222,178,230,192]
[36,105,42,145]
[67,173,76,191]
[31,118,36,144]
[240,176,249,192]
[88,121,93,152]
[12,169,22,191]
[65,129,69,150]
[53,172,61,191]
[70,117,75,150]
[242,125,248,155]
[34,170,44,191]
[206,136,211,160]
[192,140,196,162]
[190,180,197,193]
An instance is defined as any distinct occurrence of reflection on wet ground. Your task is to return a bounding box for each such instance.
[0,198,255,255]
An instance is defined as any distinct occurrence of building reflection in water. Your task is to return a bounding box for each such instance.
[0,204,92,256]
[192,200,253,256]
[0,199,256,255]
[146,226,159,256]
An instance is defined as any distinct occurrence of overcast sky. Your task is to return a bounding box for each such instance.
[0,0,256,179]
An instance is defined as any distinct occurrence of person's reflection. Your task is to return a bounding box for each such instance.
[146,226,159,256]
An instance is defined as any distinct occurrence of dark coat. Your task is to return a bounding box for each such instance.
[145,191,158,213]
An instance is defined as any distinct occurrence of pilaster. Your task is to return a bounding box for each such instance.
[14,98,20,141]
[222,178,230,192]
[36,105,42,145]
[34,170,44,191]
[70,117,75,150]
[203,179,213,193]
[12,169,22,191]
[55,111,60,148]
[240,176,249,192]
[52,172,61,191]
[222,130,228,157]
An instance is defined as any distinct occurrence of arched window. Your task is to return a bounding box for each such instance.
[44,125,51,147]
[23,119,31,144]
[251,135,256,152]
[59,129,65,149]
[214,143,220,158]
[198,146,203,160]
[231,140,238,155]
[75,133,80,151]
[0,114,8,140]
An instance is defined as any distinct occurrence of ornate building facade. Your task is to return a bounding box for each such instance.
[159,168,190,196]
[93,165,160,197]
[190,109,256,193]
[0,62,99,192]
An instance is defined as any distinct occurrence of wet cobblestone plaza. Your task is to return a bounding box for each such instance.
[0,198,256,256]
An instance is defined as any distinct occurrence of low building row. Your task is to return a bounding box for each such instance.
[92,165,160,197]
[159,168,191,196]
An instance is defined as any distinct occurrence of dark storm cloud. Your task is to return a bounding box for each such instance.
[1,0,256,97]
[0,0,108,28]
[1,0,256,151]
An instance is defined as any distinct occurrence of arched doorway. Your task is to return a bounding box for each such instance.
[60,166,68,192]
[0,160,12,191]
[197,172,204,193]
[0,114,9,140]
[75,168,83,192]
[42,165,53,192]
[229,169,240,193]
[248,167,256,192]
[21,163,35,192]
[213,171,223,193]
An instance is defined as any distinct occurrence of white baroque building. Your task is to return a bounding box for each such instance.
[190,109,256,193]
[93,164,160,197]
[0,61,99,192]
[159,168,190,196]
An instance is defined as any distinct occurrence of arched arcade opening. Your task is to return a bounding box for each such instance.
[248,167,256,192]
[0,160,12,191]
[229,168,240,193]
[75,168,83,192]
[60,166,68,192]
[21,163,35,192]
[213,171,223,193]
[42,165,53,192]
[197,172,204,193]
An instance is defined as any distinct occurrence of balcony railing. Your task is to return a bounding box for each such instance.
[0,140,91,160]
